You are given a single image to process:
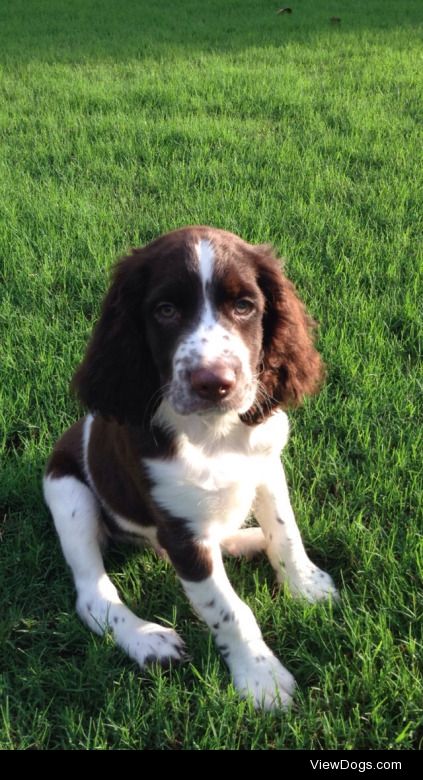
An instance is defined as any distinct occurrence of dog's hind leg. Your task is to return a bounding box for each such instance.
[43,474,185,666]
[220,527,267,559]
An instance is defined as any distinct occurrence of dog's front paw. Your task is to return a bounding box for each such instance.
[76,593,187,667]
[123,621,187,668]
[284,561,339,602]
[230,641,296,710]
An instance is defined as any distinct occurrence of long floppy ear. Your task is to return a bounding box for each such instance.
[72,251,160,426]
[241,246,324,425]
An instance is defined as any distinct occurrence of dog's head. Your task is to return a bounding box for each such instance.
[72,227,324,426]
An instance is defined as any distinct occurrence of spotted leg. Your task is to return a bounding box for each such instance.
[254,459,339,601]
[43,475,186,666]
[159,526,296,710]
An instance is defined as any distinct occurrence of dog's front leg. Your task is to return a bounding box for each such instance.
[255,459,339,601]
[158,525,295,710]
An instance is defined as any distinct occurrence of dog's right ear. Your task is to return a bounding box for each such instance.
[72,251,160,426]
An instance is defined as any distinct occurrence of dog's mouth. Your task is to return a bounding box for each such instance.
[170,395,237,416]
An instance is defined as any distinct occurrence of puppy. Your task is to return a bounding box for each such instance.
[44,226,338,710]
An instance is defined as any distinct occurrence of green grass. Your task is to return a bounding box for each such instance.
[1,0,422,750]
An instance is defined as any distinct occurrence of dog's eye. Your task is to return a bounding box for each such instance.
[154,302,179,322]
[233,299,254,317]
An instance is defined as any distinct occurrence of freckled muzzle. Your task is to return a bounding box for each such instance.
[168,350,257,416]
[165,306,260,416]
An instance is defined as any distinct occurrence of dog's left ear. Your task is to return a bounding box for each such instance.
[241,246,324,425]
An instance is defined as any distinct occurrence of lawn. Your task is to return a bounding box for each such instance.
[0,0,422,750]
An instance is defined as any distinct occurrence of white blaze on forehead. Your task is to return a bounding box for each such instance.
[197,237,217,326]
[195,238,219,334]
[168,235,255,415]
[198,238,215,298]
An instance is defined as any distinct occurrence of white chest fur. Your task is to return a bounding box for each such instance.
[144,405,289,541]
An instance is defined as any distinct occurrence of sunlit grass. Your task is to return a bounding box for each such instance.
[0,0,422,750]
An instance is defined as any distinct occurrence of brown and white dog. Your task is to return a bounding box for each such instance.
[43,226,338,710]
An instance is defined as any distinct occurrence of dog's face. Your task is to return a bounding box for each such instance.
[73,226,323,426]
[143,233,266,416]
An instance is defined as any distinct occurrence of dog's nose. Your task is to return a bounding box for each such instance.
[190,365,236,402]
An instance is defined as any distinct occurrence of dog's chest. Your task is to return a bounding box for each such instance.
[145,447,261,534]
[144,412,289,536]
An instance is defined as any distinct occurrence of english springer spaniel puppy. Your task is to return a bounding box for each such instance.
[43,226,338,710]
